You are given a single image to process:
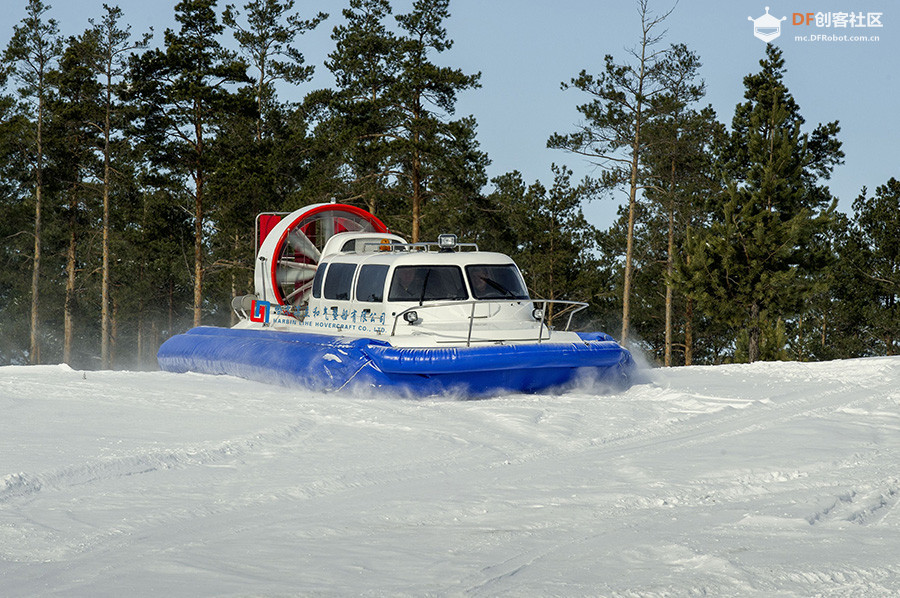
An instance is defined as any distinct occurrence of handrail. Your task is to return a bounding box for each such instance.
[390,299,588,346]
[361,240,479,253]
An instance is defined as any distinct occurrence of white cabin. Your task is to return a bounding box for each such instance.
[236,230,587,347]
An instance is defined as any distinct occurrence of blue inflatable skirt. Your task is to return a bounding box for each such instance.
[157,327,634,397]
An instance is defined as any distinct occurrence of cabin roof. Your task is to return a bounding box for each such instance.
[319,232,513,268]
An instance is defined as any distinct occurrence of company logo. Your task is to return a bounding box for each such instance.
[749,7,788,42]
[250,299,271,323]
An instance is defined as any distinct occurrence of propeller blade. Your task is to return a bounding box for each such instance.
[285,228,321,262]
[284,280,313,303]
[277,260,317,271]
[277,262,316,285]
[333,217,366,233]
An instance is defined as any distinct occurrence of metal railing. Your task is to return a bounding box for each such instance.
[390,299,588,346]
[361,240,479,253]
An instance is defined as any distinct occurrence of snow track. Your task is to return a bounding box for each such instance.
[2,358,900,596]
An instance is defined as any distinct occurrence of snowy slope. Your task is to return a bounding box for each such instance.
[2,357,899,597]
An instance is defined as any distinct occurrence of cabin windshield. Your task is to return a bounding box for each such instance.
[465,264,530,300]
[388,266,468,302]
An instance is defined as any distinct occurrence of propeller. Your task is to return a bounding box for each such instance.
[263,203,389,308]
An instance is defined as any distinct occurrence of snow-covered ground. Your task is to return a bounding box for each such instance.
[2,357,899,597]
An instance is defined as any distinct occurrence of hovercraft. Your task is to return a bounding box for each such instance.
[157,202,634,397]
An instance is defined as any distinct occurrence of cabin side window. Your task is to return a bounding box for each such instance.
[465,264,530,300]
[323,263,357,301]
[356,264,389,302]
[388,266,468,302]
[311,263,327,299]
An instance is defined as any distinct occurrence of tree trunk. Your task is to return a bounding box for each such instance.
[411,98,422,243]
[889,295,896,356]
[748,301,760,363]
[30,84,45,365]
[194,184,203,327]
[110,298,118,367]
[193,109,204,328]
[137,314,143,367]
[30,187,42,365]
[256,67,264,143]
[168,280,174,337]
[151,320,159,370]
[664,157,676,366]
[63,193,77,365]
[137,292,146,367]
[684,297,693,366]
[620,21,649,345]
[821,313,827,353]
[230,233,240,327]
[101,73,112,368]
[622,182,636,344]
[411,156,421,243]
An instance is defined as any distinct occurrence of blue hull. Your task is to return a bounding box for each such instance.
[157,326,634,397]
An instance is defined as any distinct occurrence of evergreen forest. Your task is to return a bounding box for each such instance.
[1,0,898,369]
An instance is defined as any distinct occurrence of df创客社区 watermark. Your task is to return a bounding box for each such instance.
[747,7,884,44]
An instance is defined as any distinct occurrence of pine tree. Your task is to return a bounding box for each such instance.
[126,179,196,364]
[310,0,398,215]
[3,0,63,363]
[640,44,718,365]
[128,0,250,328]
[217,0,326,320]
[686,45,842,362]
[48,31,102,365]
[486,166,606,327]
[812,212,882,361]
[637,45,724,365]
[392,0,481,242]
[419,113,490,243]
[548,0,676,344]
[0,85,33,364]
[314,0,483,239]
[88,4,151,368]
[849,179,900,354]
[224,0,325,142]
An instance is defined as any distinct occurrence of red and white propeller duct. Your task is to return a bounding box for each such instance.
[254,203,389,306]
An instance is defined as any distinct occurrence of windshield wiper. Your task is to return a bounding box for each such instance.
[482,277,515,298]
[419,268,432,306]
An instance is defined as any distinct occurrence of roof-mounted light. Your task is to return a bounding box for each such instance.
[437,234,457,252]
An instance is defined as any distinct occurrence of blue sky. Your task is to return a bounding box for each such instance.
[3,0,897,229]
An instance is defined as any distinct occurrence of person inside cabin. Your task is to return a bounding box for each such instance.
[391,267,422,301]
[390,266,468,301]
[471,275,490,299]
